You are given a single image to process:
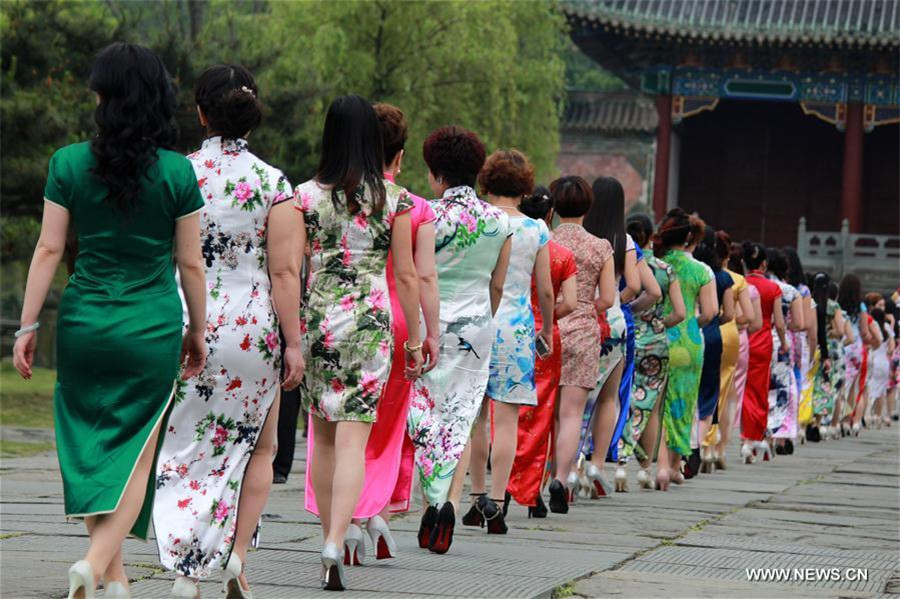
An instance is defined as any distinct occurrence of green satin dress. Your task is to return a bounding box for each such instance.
[45,142,203,538]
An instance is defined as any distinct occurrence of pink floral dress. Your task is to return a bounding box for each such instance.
[295,179,413,422]
[154,137,291,578]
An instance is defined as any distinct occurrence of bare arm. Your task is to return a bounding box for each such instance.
[663,277,686,328]
[697,280,718,327]
[391,211,423,377]
[415,222,441,372]
[831,309,846,339]
[619,249,641,303]
[533,245,554,346]
[773,298,788,353]
[843,318,855,345]
[556,275,577,320]
[175,212,208,379]
[490,238,512,316]
[12,201,69,379]
[787,297,804,331]
[630,259,661,313]
[720,287,735,324]
[595,255,616,313]
[735,287,754,327]
[268,202,304,389]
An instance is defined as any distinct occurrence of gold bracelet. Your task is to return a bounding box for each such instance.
[404,340,423,353]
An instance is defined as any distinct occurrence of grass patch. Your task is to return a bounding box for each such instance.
[0,532,25,540]
[0,439,54,457]
[0,359,55,428]
[552,582,576,598]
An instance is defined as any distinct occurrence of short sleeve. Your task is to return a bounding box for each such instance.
[635,244,644,262]
[562,250,577,281]
[293,184,309,214]
[270,171,292,207]
[418,196,436,225]
[537,219,550,250]
[699,263,714,286]
[175,160,204,220]
[44,150,70,210]
[393,187,414,217]
[722,271,734,290]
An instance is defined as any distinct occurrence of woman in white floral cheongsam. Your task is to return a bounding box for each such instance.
[154,65,304,599]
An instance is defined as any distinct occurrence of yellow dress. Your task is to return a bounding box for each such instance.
[704,269,744,446]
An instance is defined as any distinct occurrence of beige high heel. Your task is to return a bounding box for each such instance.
[171,576,199,598]
[67,560,95,599]
[223,554,252,599]
[106,581,131,598]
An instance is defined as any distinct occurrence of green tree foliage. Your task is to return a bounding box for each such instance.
[564,42,626,92]
[1,0,567,219]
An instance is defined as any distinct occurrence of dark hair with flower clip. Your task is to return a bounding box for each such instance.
[519,185,553,220]
[195,64,262,140]
[742,241,768,271]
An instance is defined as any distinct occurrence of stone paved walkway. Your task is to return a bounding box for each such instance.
[1,427,897,598]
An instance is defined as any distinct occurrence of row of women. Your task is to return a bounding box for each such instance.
[12,43,898,599]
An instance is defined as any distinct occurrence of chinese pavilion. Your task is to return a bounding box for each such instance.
[563,0,900,247]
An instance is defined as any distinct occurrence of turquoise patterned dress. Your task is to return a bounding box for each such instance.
[487,215,550,405]
[660,250,712,456]
[408,186,510,506]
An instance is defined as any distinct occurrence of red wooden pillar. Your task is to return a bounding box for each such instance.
[841,102,864,232]
[653,94,672,222]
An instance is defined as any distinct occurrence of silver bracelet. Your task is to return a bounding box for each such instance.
[14,322,40,338]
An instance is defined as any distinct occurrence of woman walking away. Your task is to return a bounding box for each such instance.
[838,274,872,435]
[304,103,441,565]
[741,242,786,463]
[827,281,854,437]
[707,232,758,467]
[507,186,577,516]
[12,42,208,599]
[153,65,304,599]
[296,95,423,590]
[465,151,553,534]
[653,209,717,488]
[623,214,685,489]
[580,176,642,497]
[548,176,615,512]
[407,126,510,554]
[694,226,734,472]
[784,248,816,438]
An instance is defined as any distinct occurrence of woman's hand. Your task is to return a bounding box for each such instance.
[422,335,440,374]
[12,331,37,379]
[282,344,305,390]
[538,327,553,357]
[405,345,424,380]
[180,330,207,380]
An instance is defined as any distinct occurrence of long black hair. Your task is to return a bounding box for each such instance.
[519,185,553,221]
[783,246,806,288]
[812,272,830,359]
[584,176,626,275]
[693,226,720,272]
[316,95,386,214]
[195,64,262,140]
[838,273,862,318]
[626,213,654,249]
[653,208,691,257]
[89,42,178,216]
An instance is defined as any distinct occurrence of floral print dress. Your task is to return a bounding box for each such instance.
[407,186,509,507]
[295,179,413,422]
[487,215,550,405]
[154,137,291,578]
[768,278,799,439]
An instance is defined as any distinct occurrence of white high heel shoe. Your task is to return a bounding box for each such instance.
[67,560,95,599]
[756,440,773,462]
[366,515,397,560]
[636,467,653,490]
[343,523,366,566]
[171,576,199,598]
[223,554,252,599]
[321,543,346,591]
[740,442,755,464]
[586,463,613,498]
[106,581,131,598]
[852,422,861,436]
[565,471,580,504]
[614,465,628,492]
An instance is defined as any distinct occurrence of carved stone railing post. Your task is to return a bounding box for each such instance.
[797,217,808,256]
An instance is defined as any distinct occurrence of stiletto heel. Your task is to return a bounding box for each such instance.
[502,490,511,517]
[67,560,95,599]
[462,493,485,527]
[564,472,580,504]
[418,505,438,549]
[366,515,397,560]
[342,523,365,566]
[740,442,754,464]
[614,465,628,492]
[528,494,548,518]
[548,478,568,514]
[321,543,346,591]
[428,502,456,554]
[714,451,727,471]
[223,553,253,599]
[170,576,199,598]
[483,498,508,535]
[585,463,612,498]
[654,467,670,491]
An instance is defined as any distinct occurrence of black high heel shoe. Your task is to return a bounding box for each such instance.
[483,498,508,535]
[528,494,548,519]
[461,493,485,527]
[502,491,511,518]
[418,505,438,549]
[548,479,568,514]
[428,502,455,554]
